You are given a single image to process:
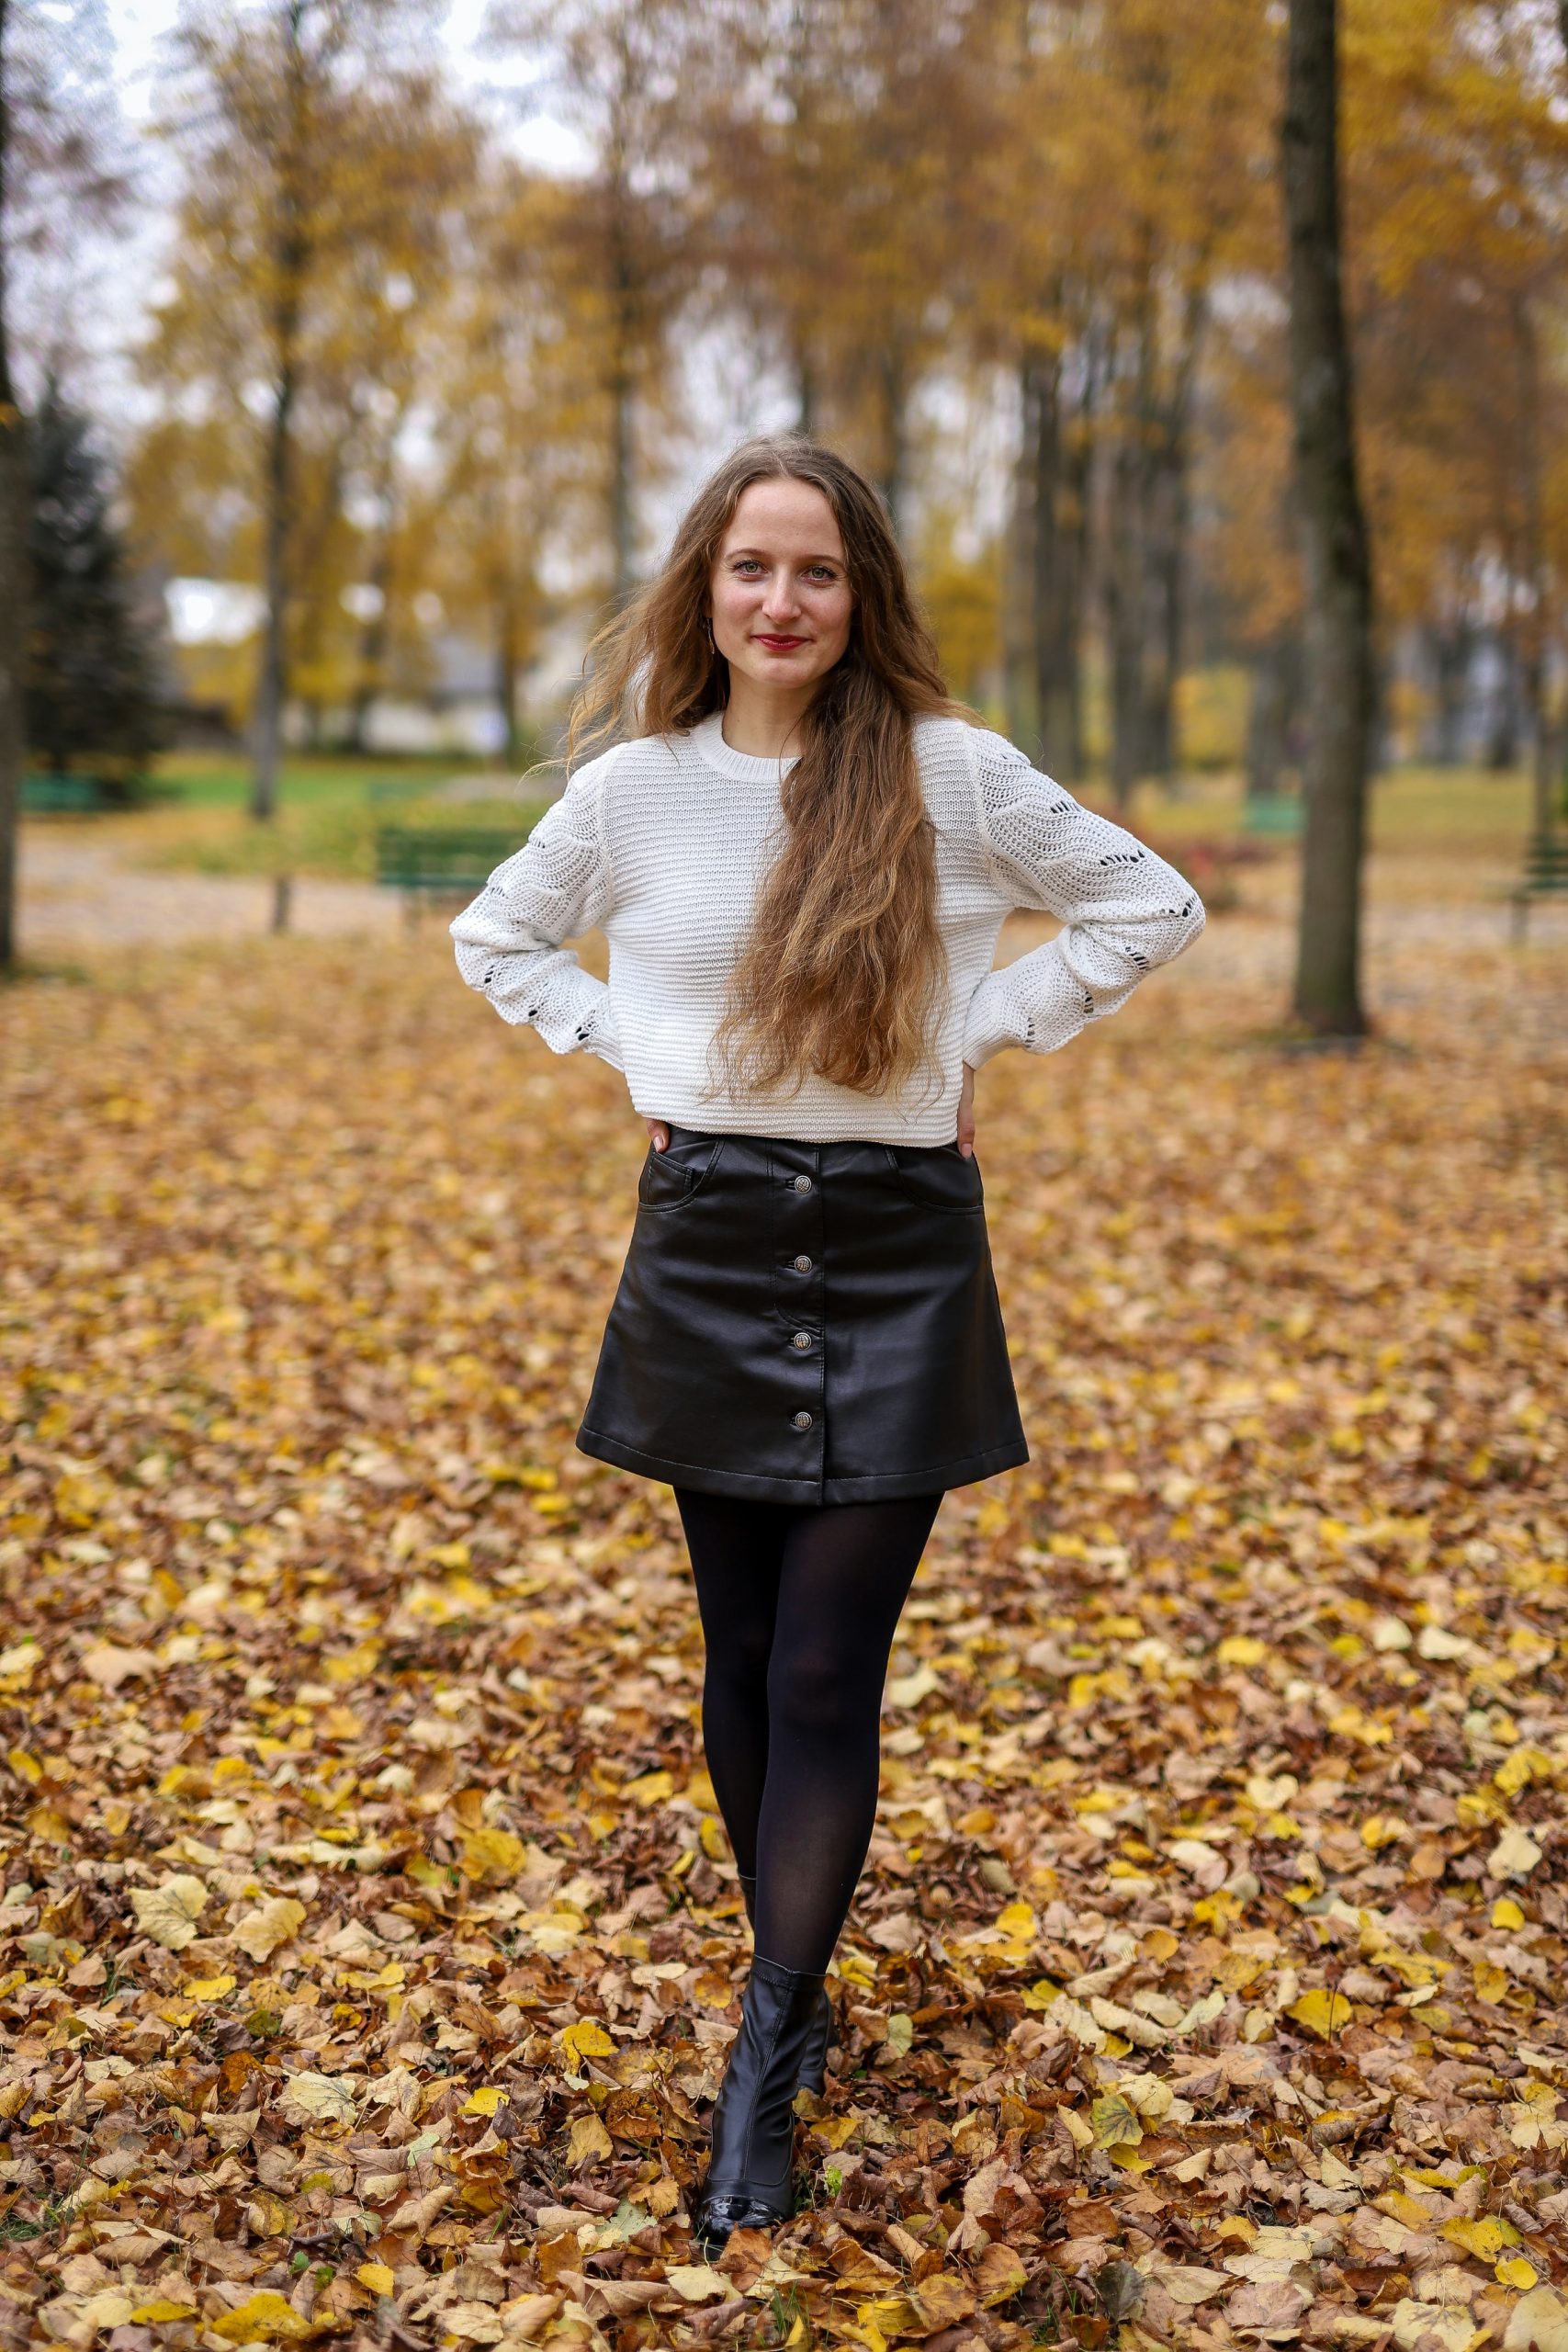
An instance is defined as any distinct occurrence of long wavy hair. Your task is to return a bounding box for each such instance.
[559,433,978,1104]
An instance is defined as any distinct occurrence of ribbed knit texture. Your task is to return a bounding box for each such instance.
[449,710,1207,1145]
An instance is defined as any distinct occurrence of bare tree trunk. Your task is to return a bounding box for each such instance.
[878,344,908,534]
[607,329,634,606]
[1247,635,1303,797]
[794,339,816,436]
[1025,341,1079,781]
[1105,423,1144,812]
[494,586,520,768]
[251,0,307,823]
[1001,393,1033,748]
[1143,279,1207,789]
[1509,293,1557,839]
[1483,625,1519,770]
[0,0,27,972]
[1427,616,1471,763]
[1106,273,1157,812]
[347,432,399,754]
[1283,0,1375,1038]
[1060,324,1106,785]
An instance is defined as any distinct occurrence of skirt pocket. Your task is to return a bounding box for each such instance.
[880,1140,985,1214]
[637,1126,728,1211]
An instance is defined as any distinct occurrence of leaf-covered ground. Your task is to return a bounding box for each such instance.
[2,887,1565,2352]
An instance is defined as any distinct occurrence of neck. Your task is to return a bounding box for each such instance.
[720,671,822,761]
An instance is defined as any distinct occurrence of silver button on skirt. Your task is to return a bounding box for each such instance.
[576,1124,1030,1504]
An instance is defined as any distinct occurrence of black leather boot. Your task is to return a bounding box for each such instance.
[694,1953,826,2252]
[737,1871,833,2097]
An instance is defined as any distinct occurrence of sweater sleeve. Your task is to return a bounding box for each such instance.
[959,726,1206,1071]
[448,751,624,1071]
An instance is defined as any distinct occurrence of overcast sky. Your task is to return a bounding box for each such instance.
[62,1,996,617]
[102,0,589,164]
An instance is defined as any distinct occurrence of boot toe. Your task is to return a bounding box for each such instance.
[694,2188,790,2251]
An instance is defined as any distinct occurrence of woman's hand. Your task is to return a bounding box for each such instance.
[645,1117,671,1152]
[956,1061,976,1158]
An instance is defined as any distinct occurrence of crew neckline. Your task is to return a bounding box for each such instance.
[689,707,801,781]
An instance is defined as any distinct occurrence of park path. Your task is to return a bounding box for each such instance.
[17,815,1563,1052]
[17,822,404,952]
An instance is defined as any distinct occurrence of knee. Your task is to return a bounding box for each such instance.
[767,1645,874,1742]
[705,1627,773,1707]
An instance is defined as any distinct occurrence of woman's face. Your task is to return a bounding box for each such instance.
[706,478,854,696]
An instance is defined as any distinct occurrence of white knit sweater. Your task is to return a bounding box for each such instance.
[449,710,1206,1145]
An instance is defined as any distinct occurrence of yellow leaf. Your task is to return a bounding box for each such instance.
[463,2087,505,2117]
[566,2111,612,2168]
[1286,1989,1352,2040]
[6,1747,42,1783]
[1442,2215,1519,2260]
[1217,1635,1267,1666]
[1021,1978,1061,2011]
[80,1641,160,1689]
[1360,1815,1403,1850]
[187,1973,235,2001]
[1474,1962,1509,2004]
[664,2266,729,2303]
[458,1827,525,1883]
[357,2265,396,2296]
[1090,2093,1143,2148]
[1496,2257,1539,2290]
[855,2295,921,2343]
[130,1875,209,1951]
[1488,1825,1542,1879]
[558,2018,615,2070]
[212,2293,314,2341]
[884,2012,914,2054]
[1493,1746,1553,1797]
[231,1895,306,1961]
[132,2301,198,2323]
[1492,1897,1526,1930]
[280,2071,357,2126]
[621,1769,673,1807]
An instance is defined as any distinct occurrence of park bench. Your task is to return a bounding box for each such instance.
[1243,791,1303,836]
[367,776,435,806]
[21,772,116,813]
[1507,831,1568,943]
[375,824,522,926]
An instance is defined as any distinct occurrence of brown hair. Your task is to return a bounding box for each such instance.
[559,432,978,1105]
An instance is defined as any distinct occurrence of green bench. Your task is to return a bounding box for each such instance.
[375,825,522,926]
[1243,791,1303,836]
[21,772,116,813]
[1508,831,1568,943]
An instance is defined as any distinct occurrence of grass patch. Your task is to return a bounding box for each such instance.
[118,786,552,883]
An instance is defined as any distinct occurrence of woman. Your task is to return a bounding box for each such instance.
[450,432,1205,2252]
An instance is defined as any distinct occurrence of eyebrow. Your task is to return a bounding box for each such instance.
[725,546,843,563]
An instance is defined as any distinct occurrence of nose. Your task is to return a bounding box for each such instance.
[761,570,803,623]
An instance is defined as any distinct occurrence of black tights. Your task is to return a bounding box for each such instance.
[673,1487,943,1973]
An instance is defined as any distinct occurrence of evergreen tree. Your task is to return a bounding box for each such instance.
[26,377,166,788]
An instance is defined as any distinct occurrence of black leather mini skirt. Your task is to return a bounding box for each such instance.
[576,1124,1030,1505]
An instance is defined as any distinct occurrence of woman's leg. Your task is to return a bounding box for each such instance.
[672,1487,793,1881]
[751,1493,943,1973]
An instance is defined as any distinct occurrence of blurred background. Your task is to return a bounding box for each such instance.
[4,10,1568,2332]
[4,0,1567,972]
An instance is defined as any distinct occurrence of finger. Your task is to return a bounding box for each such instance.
[648,1121,670,1151]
